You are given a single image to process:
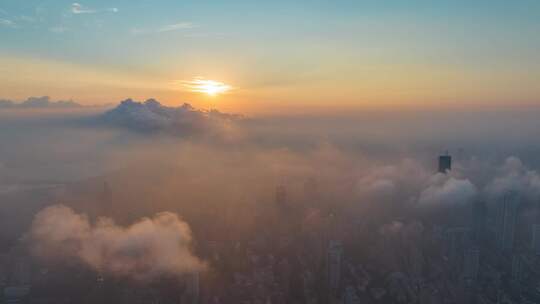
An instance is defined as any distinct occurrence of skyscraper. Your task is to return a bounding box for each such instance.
[496,192,520,252]
[275,185,287,209]
[99,181,113,216]
[463,248,480,282]
[327,240,343,293]
[438,153,452,173]
[531,224,540,255]
[472,201,487,243]
[446,227,470,272]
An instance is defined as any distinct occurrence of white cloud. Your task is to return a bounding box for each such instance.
[49,26,68,33]
[417,173,477,207]
[484,156,540,202]
[157,22,196,32]
[71,3,118,15]
[132,22,196,35]
[18,15,36,23]
[0,18,16,28]
[31,205,206,279]
[71,3,96,14]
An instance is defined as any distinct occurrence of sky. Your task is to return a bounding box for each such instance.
[1,0,539,113]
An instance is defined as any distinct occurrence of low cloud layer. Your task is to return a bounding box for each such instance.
[484,156,540,202]
[99,98,241,137]
[417,173,477,207]
[30,205,206,280]
[0,96,82,109]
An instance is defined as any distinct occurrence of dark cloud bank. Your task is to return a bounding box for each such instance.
[98,98,242,136]
[0,96,83,108]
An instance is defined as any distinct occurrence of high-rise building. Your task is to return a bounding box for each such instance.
[99,181,113,216]
[511,254,526,283]
[3,286,30,304]
[182,271,200,304]
[496,192,520,252]
[275,185,287,208]
[471,201,487,243]
[327,240,343,293]
[446,227,470,270]
[438,153,452,173]
[342,285,361,304]
[531,224,540,255]
[463,248,480,282]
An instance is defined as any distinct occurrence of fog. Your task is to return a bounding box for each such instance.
[2,98,540,302]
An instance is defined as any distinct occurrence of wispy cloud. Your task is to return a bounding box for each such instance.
[132,22,197,35]
[49,26,68,33]
[71,3,95,14]
[0,18,16,28]
[71,3,118,15]
[158,22,196,32]
[18,15,36,23]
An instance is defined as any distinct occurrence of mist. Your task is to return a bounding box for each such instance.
[2,98,540,303]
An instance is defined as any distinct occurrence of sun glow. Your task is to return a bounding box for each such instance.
[181,77,232,96]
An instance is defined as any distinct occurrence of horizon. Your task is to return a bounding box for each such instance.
[1,1,540,113]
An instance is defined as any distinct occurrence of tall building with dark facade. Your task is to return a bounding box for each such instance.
[496,192,520,252]
[472,201,487,243]
[463,248,480,282]
[438,154,452,173]
[327,240,343,294]
[531,224,540,255]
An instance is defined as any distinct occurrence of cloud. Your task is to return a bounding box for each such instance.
[0,96,82,109]
[132,22,196,35]
[18,15,35,23]
[484,156,540,202]
[31,205,206,279]
[49,26,68,33]
[98,98,242,137]
[0,18,16,28]
[71,3,118,15]
[355,158,429,203]
[157,22,196,32]
[417,173,477,207]
[71,3,96,14]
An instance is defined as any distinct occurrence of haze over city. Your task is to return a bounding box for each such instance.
[1,1,540,304]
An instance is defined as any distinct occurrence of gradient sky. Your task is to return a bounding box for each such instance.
[1,0,539,113]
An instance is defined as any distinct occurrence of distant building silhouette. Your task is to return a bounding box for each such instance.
[472,201,487,243]
[446,227,470,271]
[99,181,113,216]
[438,153,452,173]
[275,185,287,209]
[496,192,520,252]
[463,248,480,282]
[327,240,343,294]
[342,285,361,304]
[531,224,540,255]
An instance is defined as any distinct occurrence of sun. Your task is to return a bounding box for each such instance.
[181,77,232,96]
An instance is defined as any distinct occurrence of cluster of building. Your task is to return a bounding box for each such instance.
[2,154,540,303]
